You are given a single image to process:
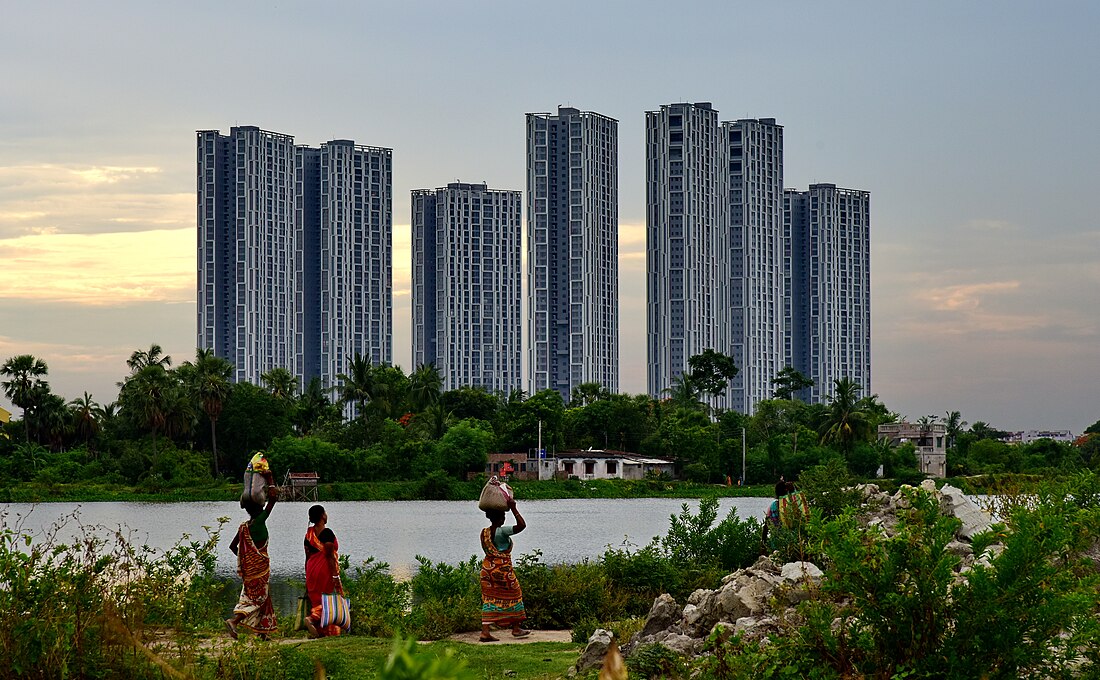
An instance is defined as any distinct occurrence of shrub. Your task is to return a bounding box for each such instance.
[405,555,481,639]
[515,551,626,629]
[344,557,411,638]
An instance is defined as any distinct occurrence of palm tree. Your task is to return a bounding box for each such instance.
[569,382,608,407]
[337,353,373,419]
[662,373,705,413]
[69,392,101,453]
[819,377,874,454]
[944,410,967,450]
[408,363,443,412]
[413,403,456,441]
[261,367,299,401]
[182,348,233,475]
[35,391,70,451]
[126,343,172,373]
[120,364,174,462]
[1,354,50,443]
[295,377,331,435]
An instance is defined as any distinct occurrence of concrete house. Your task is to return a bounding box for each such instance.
[878,421,947,478]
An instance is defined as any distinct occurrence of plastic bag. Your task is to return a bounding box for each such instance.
[240,451,269,505]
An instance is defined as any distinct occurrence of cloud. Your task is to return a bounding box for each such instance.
[917,280,1020,312]
[0,229,194,304]
[0,163,189,237]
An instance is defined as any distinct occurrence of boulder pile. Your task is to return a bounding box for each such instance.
[574,481,995,674]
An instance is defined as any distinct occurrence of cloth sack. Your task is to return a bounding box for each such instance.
[320,592,351,632]
[478,476,513,511]
[240,452,269,505]
[292,594,310,631]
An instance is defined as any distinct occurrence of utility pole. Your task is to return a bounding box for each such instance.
[538,419,543,458]
[741,427,746,485]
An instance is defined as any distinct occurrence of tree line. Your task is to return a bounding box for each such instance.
[2,348,1098,491]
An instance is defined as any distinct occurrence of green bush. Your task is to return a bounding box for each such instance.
[515,551,626,630]
[344,557,411,638]
[405,555,481,639]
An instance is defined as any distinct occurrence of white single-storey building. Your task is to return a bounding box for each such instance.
[540,448,675,481]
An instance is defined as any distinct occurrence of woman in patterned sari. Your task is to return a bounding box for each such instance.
[303,504,343,638]
[479,496,530,642]
[226,475,278,640]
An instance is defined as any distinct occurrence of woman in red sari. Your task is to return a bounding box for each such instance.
[303,504,343,638]
[479,496,530,642]
[226,476,278,640]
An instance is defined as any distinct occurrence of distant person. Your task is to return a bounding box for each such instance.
[479,496,530,642]
[778,480,810,530]
[226,471,279,640]
[303,504,343,638]
[761,479,787,550]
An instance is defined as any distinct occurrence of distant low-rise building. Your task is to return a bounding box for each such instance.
[878,422,947,478]
[549,449,675,481]
[1002,430,1075,444]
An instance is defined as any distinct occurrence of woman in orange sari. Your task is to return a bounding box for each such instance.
[226,477,278,640]
[303,504,343,638]
[479,496,530,642]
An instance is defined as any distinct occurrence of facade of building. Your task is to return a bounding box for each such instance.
[197,126,392,392]
[550,449,675,481]
[785,184,871,403]
[1003,430,1076,444]
[726,118,785,414]
[527,107,619,401]
[879,421,947,478]
[646,102,729,401]
[411,183,523,393]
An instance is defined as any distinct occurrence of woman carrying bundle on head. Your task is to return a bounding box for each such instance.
[478,478,530,642]
[226,470,279,640]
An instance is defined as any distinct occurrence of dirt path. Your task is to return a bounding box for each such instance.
[446,629,575,645]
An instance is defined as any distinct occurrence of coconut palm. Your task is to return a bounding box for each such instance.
[182,348,233,475]
[336,353,373,419]
[119,364,174,462]
[408,363,443,412]
[413,403,457,441]
[944,410,967,450]
[69,392,100,452]
[569,382,609,407]
[295,377,332,435]
[819,377,874,454]
[261,367,299,401]
[1,354,50,443]
[662,373,705,413]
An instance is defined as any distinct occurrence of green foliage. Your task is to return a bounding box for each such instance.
[661,496,762,572]
[796,457,862,519]
[0,509,227,678]
[378,636,473,680]
[405,555,481,640]
[515,551,625,630]
[701,477,1100,679]
[626,643,689,679]
[344,557,412,638]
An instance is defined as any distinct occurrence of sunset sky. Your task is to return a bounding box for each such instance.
[1,1,1098,431]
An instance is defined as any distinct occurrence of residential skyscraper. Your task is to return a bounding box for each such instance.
[646,103,729,402]
[726,118,785,414]
[785,184,871,403]
[197,126,392,393]
[526,107,619,401]
[412,183,522,393]
[198,126,298,385]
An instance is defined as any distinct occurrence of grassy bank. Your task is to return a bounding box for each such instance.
[207,636,584,680]
[0,477,773,503]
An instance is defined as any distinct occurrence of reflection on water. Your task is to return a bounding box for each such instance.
[3,497,773,612]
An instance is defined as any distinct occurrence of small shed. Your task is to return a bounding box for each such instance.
[280,471,320,502]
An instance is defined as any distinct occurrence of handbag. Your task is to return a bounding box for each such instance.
[292,594,310,631]
[320,592,351,632]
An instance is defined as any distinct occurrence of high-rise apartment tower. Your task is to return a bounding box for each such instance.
[197,126,392,392]
[412,183,523,393]
[527,107,619,401]
[785,184,871,402]
[645,103,729,401]
[726,118,785,414]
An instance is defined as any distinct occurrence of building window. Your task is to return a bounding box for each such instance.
[584,461,595,475]
[606,461,617,475]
